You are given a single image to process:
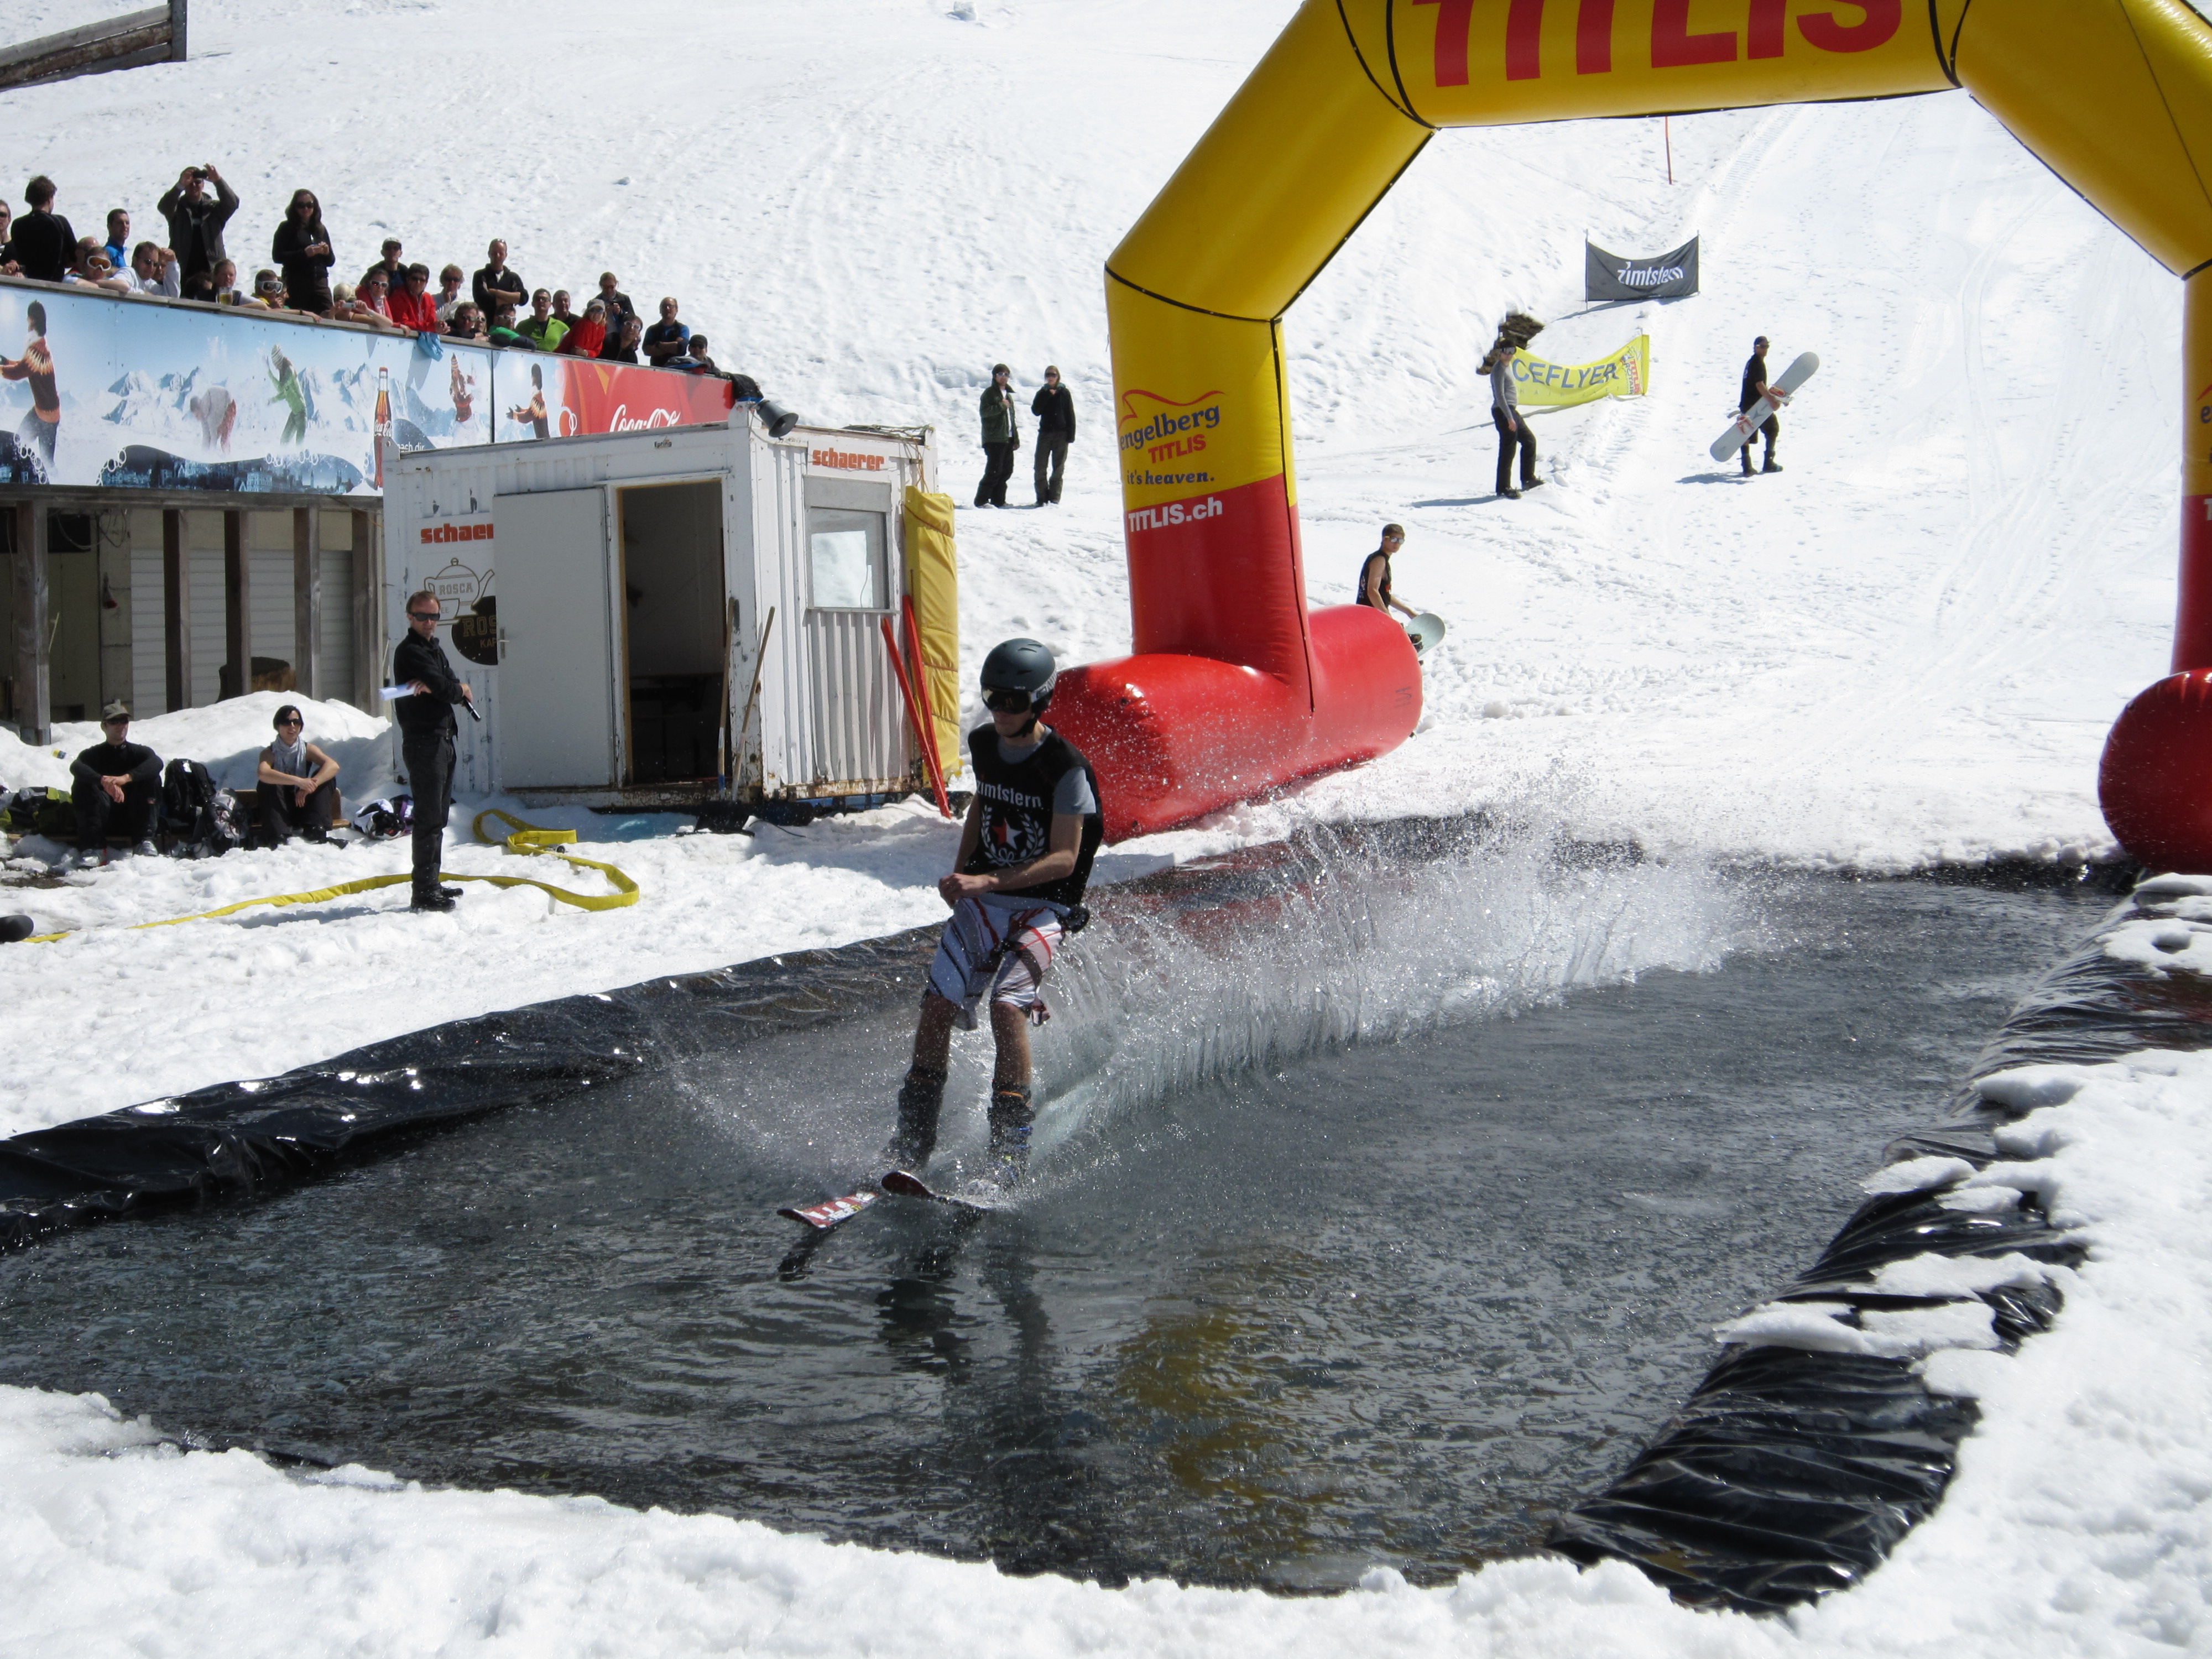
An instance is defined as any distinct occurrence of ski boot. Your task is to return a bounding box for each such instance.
[883,1067,947,1172]
[1761,457,1784,473]
[986,1086,1035,1190]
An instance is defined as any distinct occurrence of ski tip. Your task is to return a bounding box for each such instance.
[777,1188,880,1229]
[880,1168,932,1199]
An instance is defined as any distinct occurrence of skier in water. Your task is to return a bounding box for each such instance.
[1739,335,1782,476]
[886,639,1104,1189]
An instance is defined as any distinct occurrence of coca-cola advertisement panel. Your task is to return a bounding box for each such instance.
[0,279,733,495]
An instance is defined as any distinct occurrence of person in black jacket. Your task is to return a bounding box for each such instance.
[392,590,473,912]
[69,701,163,868]
[1738,336,1782,476]
[158,164,238,286]
[884,639,1102,1190]
[975,363,1019,508]
[10,176,76,284]
[270,189,336,317]
[472,239,528,326]
[1030,366,1074,506]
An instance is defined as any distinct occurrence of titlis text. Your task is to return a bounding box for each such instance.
[1125,495,1226,534]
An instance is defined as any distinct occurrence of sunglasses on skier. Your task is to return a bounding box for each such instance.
[983,687,1036,714]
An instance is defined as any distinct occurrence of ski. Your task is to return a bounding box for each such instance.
[776,1187,880,1230]
[1711,350,1818,462]
[881,1168,1005,1214]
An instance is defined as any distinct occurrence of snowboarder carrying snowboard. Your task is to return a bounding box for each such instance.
[885,639,1104,1189]
[1739,336,1782,476]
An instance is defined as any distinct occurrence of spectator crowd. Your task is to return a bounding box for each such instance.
[0,168,744,384]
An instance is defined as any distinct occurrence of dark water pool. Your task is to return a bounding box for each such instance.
[0,867,2111,1592]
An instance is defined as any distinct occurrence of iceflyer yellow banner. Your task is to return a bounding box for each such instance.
[1511,335,1650,408]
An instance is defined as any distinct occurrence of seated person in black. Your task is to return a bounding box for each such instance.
[254,703,341,846]
[69,700,163,867]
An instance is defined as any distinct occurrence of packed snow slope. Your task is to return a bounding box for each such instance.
[0,2,2201,1653]
[0,0,2180,1136]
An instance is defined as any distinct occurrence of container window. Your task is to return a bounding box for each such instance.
[807,507,887,611]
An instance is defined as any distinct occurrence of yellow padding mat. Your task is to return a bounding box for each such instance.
[25,810,639,942]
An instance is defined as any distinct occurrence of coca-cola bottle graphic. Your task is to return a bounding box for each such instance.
[373,365,393,488]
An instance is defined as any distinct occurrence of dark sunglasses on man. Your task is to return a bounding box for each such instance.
[408,608,440,621]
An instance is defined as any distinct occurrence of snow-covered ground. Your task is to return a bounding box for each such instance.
[0,0,2200,1652]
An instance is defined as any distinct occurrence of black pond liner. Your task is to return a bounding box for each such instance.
[0,843,2176,1619]
[1550,873,2208,1613]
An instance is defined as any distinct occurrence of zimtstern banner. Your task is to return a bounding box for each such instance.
[1584,237,1699,301]
[1512,334,1651,409]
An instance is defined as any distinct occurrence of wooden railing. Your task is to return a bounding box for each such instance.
[0,1,187,93]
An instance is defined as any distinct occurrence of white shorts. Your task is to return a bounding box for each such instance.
[927,898,1063,1030]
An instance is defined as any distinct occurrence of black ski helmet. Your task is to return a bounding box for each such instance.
[980,637,1057,711]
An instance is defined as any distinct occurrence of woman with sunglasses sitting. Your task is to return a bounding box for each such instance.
[254,703,342,847]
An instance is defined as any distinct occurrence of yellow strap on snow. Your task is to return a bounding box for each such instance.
[22,811,638,941]
[467,808,640,913]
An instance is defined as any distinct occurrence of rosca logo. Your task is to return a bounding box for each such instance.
[812,447,886,471]
[1413,0,1903,86]
[420,521,493,544]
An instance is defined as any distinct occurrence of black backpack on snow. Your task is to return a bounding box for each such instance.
[161,759,242,855]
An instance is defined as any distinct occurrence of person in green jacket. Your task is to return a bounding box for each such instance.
[974,362,1020,508]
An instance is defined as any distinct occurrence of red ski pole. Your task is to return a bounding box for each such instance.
[880,616,952,818]
[900,595,952,808]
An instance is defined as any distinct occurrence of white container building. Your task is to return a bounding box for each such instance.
[379,412,947,812]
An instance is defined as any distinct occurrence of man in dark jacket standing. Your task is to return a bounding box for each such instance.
[156,164,237,287]
[10,177,76,285]
[1030,366,1074,506]
[472,240,528,327]
[1739,336,1781,476]
[975,363,1020,509]
[69,701,162,868]
[393,590,472,912]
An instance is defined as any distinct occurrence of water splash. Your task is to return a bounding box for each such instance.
[1034,820,1749,1149]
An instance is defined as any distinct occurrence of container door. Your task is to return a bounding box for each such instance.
[494,487,618,788]
[800,474,905,791]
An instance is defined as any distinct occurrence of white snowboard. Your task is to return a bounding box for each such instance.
[1407,612,1447,655]
[1711,351,1818,462]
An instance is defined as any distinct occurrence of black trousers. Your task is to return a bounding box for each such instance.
[1032,435,1068,504]
[257,780,337,846]
[1740,412,1778,471]
[1493,407,1537,494]
[401,729,455,898]
[975,442,1015,507]
[72,774,160,849]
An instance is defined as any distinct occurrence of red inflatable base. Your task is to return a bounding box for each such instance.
[1050,604,1423,843]
[2099,670,2212,873]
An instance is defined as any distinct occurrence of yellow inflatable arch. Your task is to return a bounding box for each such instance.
[1053,0,2212,862]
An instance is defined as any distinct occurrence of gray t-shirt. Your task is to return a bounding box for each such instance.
[997,730,1097,816]
[1490,354,1519,413]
